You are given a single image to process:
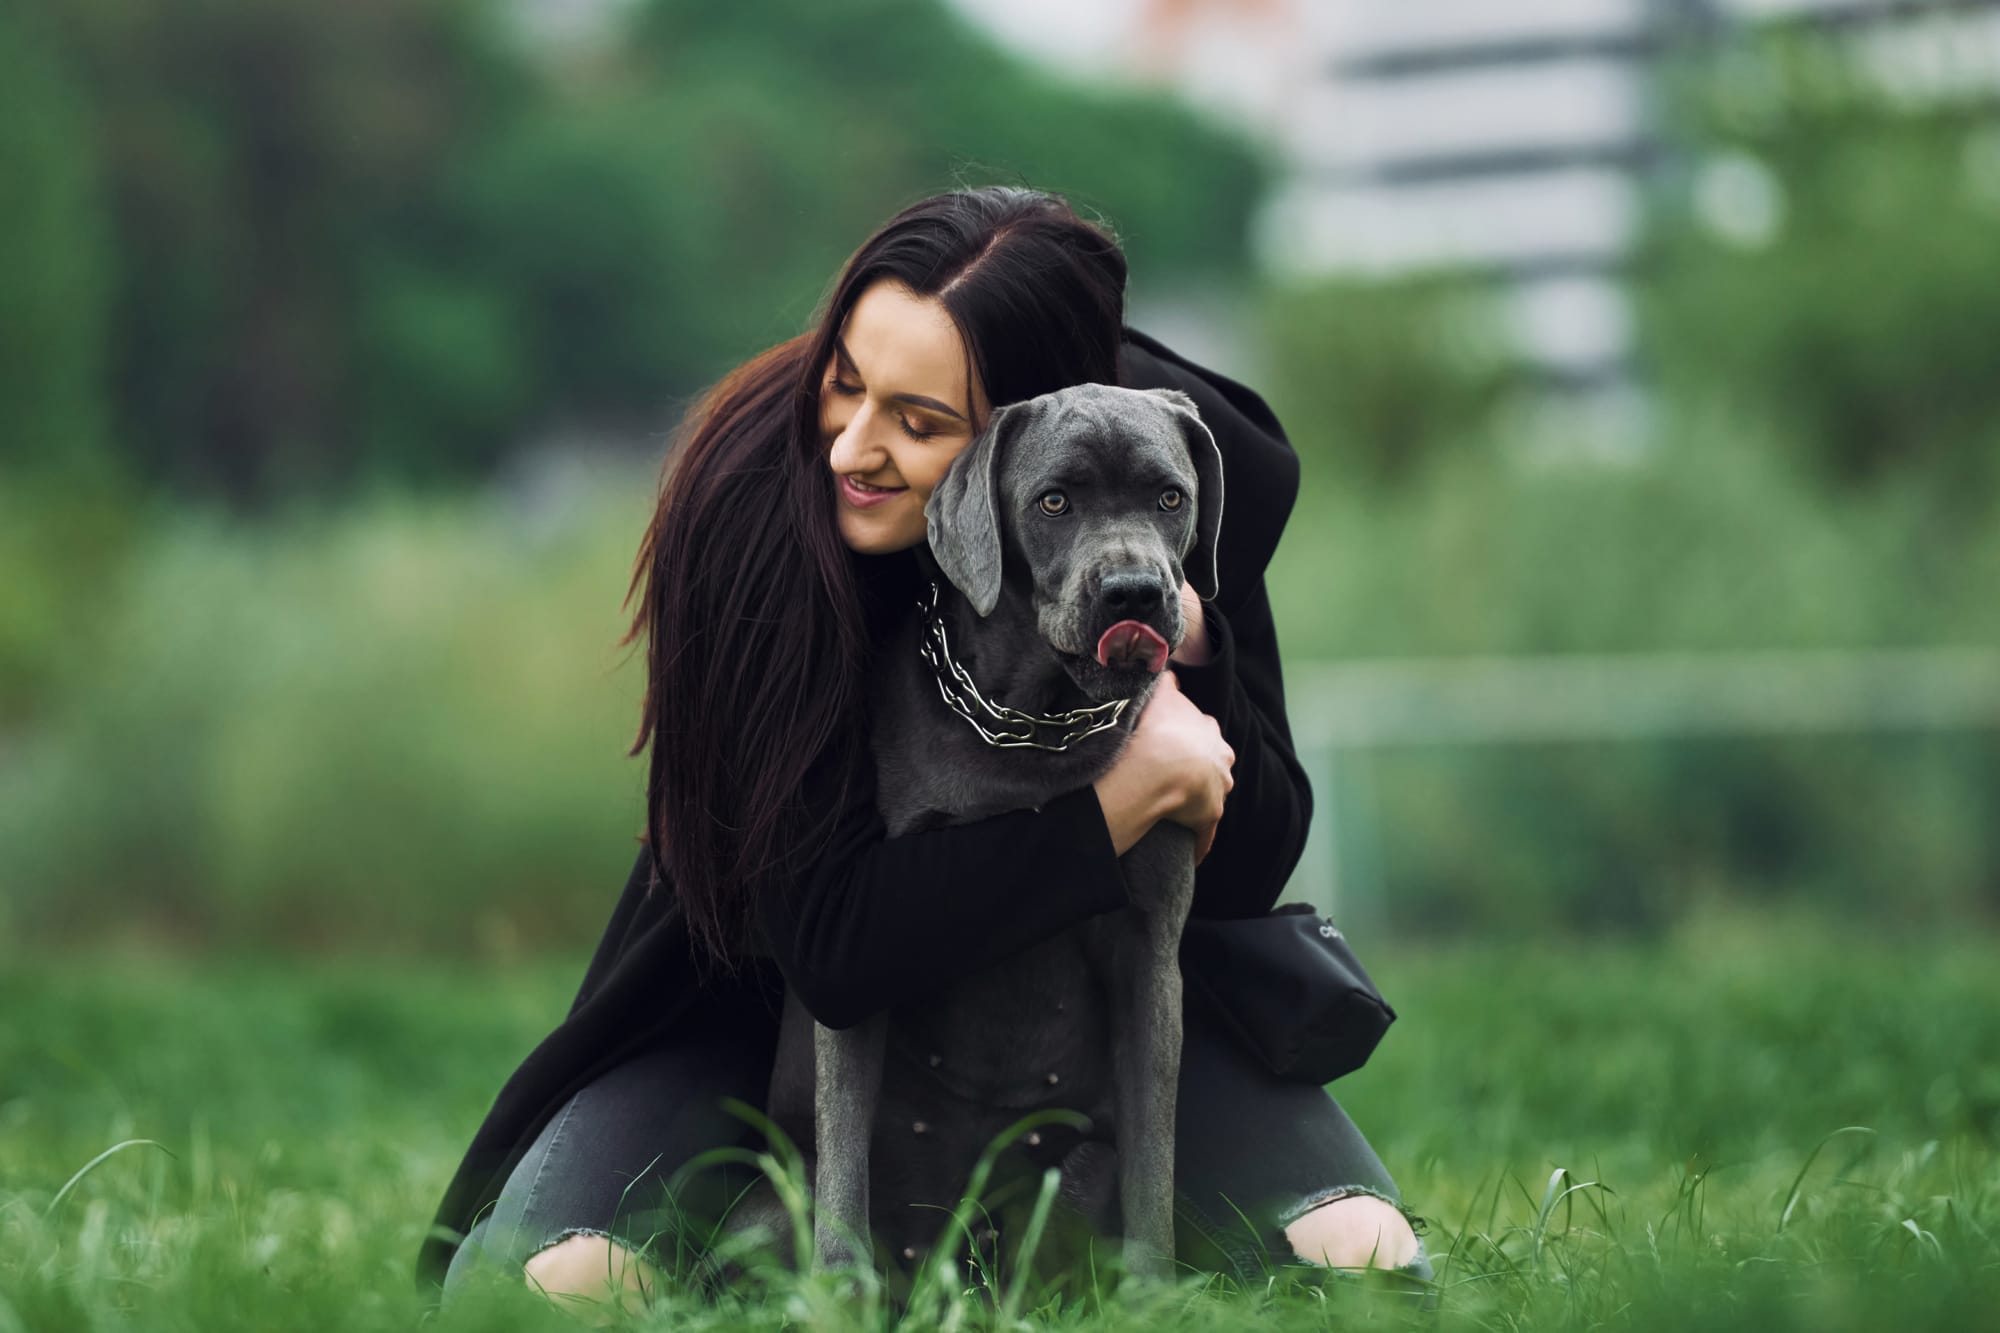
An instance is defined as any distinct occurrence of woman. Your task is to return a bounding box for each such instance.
[419,186,1430,1316]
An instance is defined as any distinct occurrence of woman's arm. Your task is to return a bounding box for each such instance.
[757,583,1306,1028]
[1172,577,1314,921]
[1116,330,1313,918]
[755,767,1131,1030]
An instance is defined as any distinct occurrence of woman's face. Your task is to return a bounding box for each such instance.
[822,279,992,555]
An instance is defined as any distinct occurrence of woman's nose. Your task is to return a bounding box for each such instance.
[827,401,885,473]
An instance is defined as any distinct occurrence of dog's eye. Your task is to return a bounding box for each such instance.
[1159,489,1183,512]
[1038,491,1069,516]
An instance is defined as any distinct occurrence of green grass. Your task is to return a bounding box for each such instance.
[4,907,1996,1330]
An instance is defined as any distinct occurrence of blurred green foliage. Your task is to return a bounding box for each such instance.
[5,425,1998,954]
[19,0,537,498]
[4,16,2000,952]
[1250,412,2000,938]
[1644,27,2000,500]
[0,477,135,730]
[0,4,112,476]
[2,0,1263,504]
[0,2,134,724]
[1236,29,2000,940]
[1257,28,2000,503]
[1260,275,1513,488]
[0,473,656,953]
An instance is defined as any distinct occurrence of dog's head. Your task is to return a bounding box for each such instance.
[924,383,1224,701]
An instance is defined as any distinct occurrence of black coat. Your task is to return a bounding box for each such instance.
[414,327,1313,1292]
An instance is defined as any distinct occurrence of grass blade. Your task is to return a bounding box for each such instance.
[43,1139,176,1219]
[1000,1167,1063,1323]
[1778,1126,1876,1233]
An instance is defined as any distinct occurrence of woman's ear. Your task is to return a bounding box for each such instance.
[1146,388,1224,601]
[925,399,1037,616]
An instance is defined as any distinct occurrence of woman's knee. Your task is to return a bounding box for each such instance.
[1282,1194,1423,1272]
[522,1231,659,1325]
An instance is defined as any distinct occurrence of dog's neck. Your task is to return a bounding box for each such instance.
[914,560,1142,749]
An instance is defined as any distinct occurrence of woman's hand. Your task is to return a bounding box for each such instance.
[1169,579,1213,666]
[1091,670,1235,862]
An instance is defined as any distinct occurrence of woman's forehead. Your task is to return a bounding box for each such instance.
[839,280,983,416]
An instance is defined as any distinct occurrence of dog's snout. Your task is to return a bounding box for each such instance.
[1100,571,1165,620]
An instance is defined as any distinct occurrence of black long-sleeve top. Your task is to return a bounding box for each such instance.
[760,570,1309,1031]
[415,327,1310,1293]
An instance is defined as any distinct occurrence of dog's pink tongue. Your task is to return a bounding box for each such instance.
[1095,620,1170,674]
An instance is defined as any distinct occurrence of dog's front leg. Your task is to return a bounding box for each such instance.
[1107,822,1197,1282]
[814,1013,886,1272]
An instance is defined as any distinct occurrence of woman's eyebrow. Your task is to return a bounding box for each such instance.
[835,336,967,422]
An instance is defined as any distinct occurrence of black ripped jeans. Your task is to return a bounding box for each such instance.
[440,985,1432,1302]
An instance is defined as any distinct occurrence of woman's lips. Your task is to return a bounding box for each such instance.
[838,474,908,509]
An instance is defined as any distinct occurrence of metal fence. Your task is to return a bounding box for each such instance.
[1284,647,2000,927]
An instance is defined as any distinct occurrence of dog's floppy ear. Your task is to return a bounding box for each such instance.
[925,398,1036,617]
[1147,388,1224,601]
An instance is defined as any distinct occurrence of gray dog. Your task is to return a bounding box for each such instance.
[729,383,1223,1289]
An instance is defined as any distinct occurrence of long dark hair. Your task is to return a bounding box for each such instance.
[623,187,1128,973]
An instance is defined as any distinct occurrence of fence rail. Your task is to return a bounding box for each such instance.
[1284,647,2000,926]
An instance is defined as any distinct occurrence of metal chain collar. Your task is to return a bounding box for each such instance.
[916,581,1130,751]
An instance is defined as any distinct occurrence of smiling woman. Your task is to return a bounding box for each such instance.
[821,280,990,554]
[419,187,1431,1315]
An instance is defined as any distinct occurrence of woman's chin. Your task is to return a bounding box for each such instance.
[836,509,923,556]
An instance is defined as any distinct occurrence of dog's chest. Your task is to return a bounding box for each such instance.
[858,608,1132,1143]
[884,926,1112,1112]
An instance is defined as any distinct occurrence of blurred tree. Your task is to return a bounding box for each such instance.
[620,0,1264,288]
[13,0,1262,504]
[1643,29,2000,503]
[28,0,534,501]
[0,3,112,475]
[462,0,1271,414]
[1259,274,1512,488]
[0,4,133,726]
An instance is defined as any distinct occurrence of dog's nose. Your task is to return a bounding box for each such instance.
[1100,571,1165,619]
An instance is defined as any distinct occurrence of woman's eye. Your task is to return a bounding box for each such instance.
[828,377,862,397]
[898,415,936,442]
[1038,491,1069,516]
[1159,488,1183,511]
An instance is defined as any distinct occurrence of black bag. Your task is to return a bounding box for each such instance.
[1177,902,1396,1085]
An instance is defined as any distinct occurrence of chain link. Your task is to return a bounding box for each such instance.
[916,581,1131,751]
